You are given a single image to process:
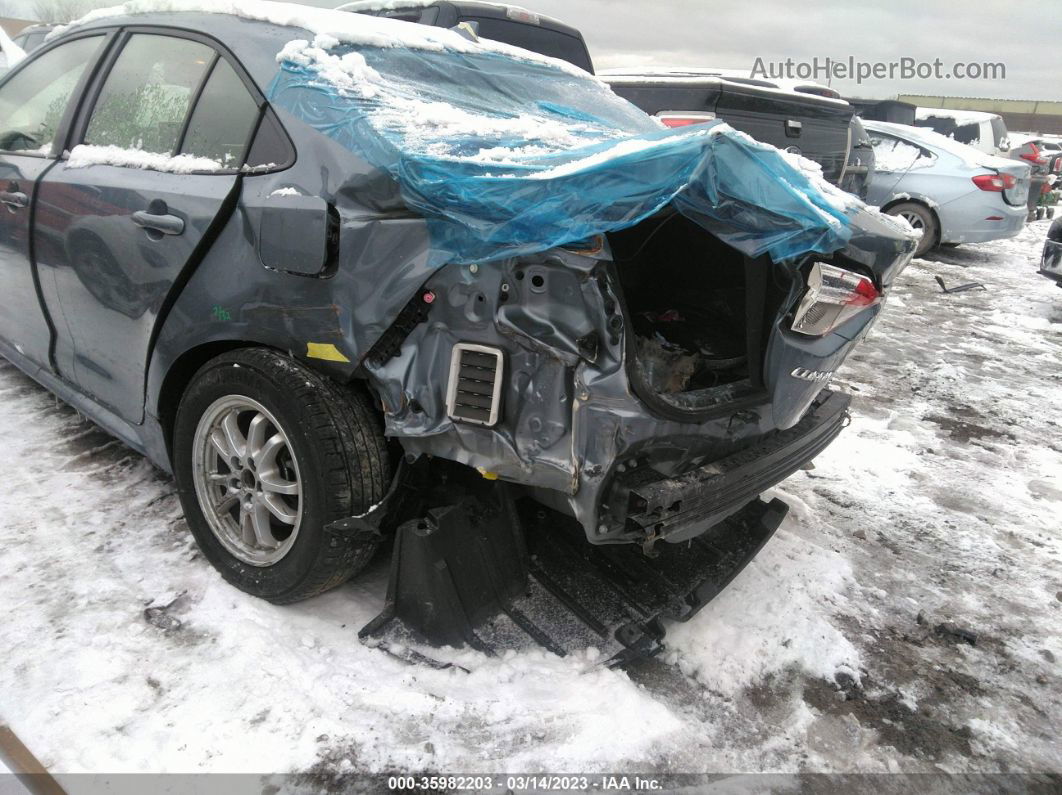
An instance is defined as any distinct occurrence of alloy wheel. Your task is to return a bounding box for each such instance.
[191,395,303,566]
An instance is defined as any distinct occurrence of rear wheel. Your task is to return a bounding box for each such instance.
[887,202,938,257]
[173,348,390,603]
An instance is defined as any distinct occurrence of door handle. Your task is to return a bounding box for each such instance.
[132,210,184,236]
[0,191,28,210]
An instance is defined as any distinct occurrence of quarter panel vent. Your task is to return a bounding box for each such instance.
[446,343,504,426]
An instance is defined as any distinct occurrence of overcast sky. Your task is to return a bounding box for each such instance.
[6,0,1059,100]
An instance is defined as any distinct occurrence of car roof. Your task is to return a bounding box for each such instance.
[47,0,588,87]
[914,107,1002,124]
[865,120,1018,171]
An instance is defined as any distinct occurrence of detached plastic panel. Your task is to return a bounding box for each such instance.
[359,487,789,664]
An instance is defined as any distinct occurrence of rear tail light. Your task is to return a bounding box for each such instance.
[1020,143,1047,166]
[792,262,880,337]
[972,173,1015,192]
[657,111,716,128]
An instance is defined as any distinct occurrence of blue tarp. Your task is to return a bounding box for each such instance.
[267,42,856,265]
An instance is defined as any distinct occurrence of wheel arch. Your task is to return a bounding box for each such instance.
[881,196,943,246]
[154,339,380,465]
[156,340,259,462]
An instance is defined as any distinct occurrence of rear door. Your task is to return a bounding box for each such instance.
[865,130,933,202]
[33,29,261,423]
[0,34,106,368]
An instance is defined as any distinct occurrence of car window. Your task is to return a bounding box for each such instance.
[85,34,213,155]
[179,57,259,167]
[869,133,932,172]
[20,31,47,51]
[244,107,294,170]
[0,36,103,154]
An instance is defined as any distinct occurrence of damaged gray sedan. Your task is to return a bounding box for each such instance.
[0,2,915,658]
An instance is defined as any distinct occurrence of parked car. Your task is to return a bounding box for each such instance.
[339,0,593,72]
[0,3,914,615]
[864,121,1030,256]
[1041,218,1062,287]
[600,68,862,192]
[914,107,1010,157]
[1008,134,1060,220]
[1037,136,1062,156]
[11,23,56,54]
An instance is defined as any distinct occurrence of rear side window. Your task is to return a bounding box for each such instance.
[869,133,931,172]
[85,34,213,154]
[0,36,103,154]
[244,107,293,170]
[180,57,260,167]
[21,32,48,51]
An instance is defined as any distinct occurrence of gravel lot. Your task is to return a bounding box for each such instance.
[0,219,1059,784]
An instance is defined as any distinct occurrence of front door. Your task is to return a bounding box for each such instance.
[34,31,260,423]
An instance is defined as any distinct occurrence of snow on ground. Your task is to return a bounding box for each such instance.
[0,221,1060,782]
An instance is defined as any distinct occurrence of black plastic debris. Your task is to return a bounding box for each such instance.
[934,276,986,294]
[360,482,789,664]
[935,622,978,646]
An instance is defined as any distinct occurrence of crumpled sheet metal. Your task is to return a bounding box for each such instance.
[267,43,856,266]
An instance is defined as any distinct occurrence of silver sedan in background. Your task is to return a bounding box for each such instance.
[864,121,1031,257]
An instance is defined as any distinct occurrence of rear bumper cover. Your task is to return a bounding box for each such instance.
[940,202,1026,245]
[605,389,850,543]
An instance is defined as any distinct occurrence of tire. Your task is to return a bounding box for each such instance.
[173,348,390,603]
[886,202,938,257]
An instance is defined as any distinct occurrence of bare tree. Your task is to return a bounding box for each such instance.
[32,0,91,23]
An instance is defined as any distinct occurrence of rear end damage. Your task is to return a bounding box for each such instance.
[366,205,913,548]
[359,203,913,661]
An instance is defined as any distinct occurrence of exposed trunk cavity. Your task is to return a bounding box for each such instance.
[609,212,790,415]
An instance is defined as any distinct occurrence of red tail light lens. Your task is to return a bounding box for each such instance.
[1020,143,1047,165]
[972,173,1008,191]
[657,112,716,128]
[792,262,881,336]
